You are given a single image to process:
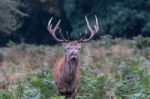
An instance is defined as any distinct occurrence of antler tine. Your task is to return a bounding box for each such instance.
[59,29,69,42]
[47,17,68,42]
[94,15,99,32]
[48,17,53,27]
[78,15,99,43]
[54,19,61,32]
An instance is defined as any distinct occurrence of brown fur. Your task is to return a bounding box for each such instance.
[54,55,80,99]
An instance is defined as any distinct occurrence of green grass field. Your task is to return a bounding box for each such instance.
[0,37,150,99]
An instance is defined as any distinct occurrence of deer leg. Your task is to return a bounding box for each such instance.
[70,88,77,99]
[57,87,67,95]
[63,86,76,99]
[65,95,75,99]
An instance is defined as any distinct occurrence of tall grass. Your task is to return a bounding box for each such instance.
[0,38,150,99]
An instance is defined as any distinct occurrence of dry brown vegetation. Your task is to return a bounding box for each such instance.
[1,39,150,99]
[0,41,134,89]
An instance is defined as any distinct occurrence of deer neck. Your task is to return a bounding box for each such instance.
[63,54,79,75]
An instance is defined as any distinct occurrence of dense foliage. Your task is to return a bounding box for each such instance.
[0,0,27,46]
[0,0,26,33]
[0,0,150,46]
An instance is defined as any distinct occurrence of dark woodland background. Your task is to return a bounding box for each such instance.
[0,0,150,46]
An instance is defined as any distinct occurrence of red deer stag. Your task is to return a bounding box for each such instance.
[47,16,99,99]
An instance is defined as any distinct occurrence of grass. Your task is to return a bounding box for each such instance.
[0,37,150,99]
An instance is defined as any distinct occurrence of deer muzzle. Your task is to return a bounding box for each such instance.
[70,54,78,60]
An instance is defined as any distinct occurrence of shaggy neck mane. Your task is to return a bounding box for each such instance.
[63,55,79,80]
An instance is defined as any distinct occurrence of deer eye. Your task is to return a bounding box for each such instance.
[67,47,70,50]
[77,47,80,50]
[67,46,72,50]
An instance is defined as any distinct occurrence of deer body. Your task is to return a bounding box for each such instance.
[47,16,99,99]
[54,42,81,98]
[54,53,80,98]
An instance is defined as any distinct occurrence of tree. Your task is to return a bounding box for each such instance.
[0,0,27,33]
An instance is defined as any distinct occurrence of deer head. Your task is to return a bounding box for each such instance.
[47,16,99,60]
[47,16,99,99]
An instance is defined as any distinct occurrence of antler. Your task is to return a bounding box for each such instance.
[47,17,68,43]
[78,15,99,43]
